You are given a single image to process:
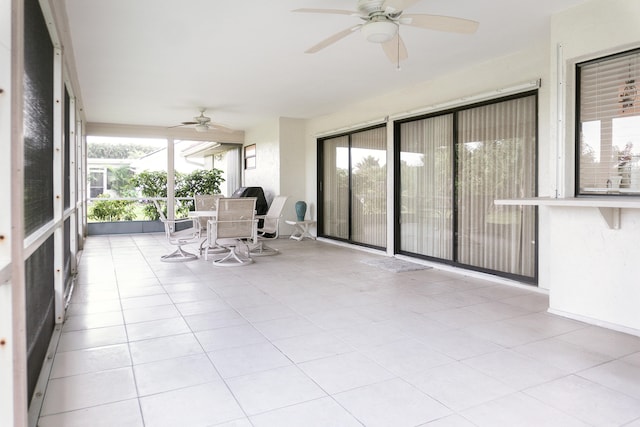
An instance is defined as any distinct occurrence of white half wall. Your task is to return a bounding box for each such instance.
[542,0,640,334]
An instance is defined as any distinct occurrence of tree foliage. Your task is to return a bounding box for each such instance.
[87,142,158,159]
[130,169,224,220]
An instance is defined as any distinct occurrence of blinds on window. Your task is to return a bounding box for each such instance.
[578,49,640,193]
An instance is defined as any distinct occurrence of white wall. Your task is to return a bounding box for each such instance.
[278,117,308,223]
[244,119,280,201]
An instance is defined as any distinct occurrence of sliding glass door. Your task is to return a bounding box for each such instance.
[457,97,537,277]
[396,93,537,282]
[319,126,387,249]
[398,114,453,260]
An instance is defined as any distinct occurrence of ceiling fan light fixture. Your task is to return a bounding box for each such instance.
[361,20,397,43]
[194,124,209,132]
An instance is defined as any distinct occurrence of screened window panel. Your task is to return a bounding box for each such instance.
[578,49,640,194]
[322,136,350,239]
[399,114,453,259]
[351,127,387,247]
[25,235,55,399]
[64,87,71,209]
[24,0,54,236]
[457,95,537,277]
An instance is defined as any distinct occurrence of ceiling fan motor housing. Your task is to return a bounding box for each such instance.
[357,0,386,15]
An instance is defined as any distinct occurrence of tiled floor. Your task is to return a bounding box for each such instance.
[37,234,640,427]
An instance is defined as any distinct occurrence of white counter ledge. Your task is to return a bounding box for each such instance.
[494,196,640,229]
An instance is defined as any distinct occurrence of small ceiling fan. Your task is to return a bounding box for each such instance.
[170,109,234,133]
[293,0,479,64]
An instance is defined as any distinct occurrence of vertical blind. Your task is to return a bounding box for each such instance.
[457,96,537,277]
[399,115,453,259]
[397,93,537,281]
[351,127,387,248]
[578,48,640,193]
[320,127,387,249]
[322,135,350,239]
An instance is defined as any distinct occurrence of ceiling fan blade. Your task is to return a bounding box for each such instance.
[402,14,479,33]
[167,122,196,128]
[383,0,422,12]
[305,25,361,54]
[382,33,408,63]
[292,8,355,16]
[210,124,235,133]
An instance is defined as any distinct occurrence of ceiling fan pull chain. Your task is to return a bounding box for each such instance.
[396,29,401,71]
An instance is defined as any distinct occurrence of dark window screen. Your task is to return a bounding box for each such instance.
[64,87,71,209]
[64,217,71,280]
[25,235,55,400]
[24,0,54,236]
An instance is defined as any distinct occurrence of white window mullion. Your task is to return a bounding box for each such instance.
[52,46,64,324]
[68,94,78,275]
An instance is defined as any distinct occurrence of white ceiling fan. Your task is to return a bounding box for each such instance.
[293,0,479,64]
[170,108,234,133]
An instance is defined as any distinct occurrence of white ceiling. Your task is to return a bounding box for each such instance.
[62,0,588,132]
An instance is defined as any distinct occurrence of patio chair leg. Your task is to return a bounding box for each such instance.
[211,246,253,267]
[249,242,279,256]
[161,245,198,262]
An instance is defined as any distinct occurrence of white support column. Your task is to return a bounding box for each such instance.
[52,46,64,324]
[385,118,394,255]
[167,138,175,220]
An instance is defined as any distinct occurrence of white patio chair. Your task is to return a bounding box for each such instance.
[250,195,288,256]
[195,194,223,254]
[205,197,258,267]
[153,200,201,262]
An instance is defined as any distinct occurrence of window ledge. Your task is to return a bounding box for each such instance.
[495,197,640,229]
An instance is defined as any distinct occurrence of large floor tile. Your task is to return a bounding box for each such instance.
[125,316,191,341]
[362,338,454,377]
[407,362,515,411]
[334,378,451,427]
[272,331,354,363]
[556,326,640,358]
[525,375,640,426]
[40,367,137,415]
[128,333,203,364]
[122,304,181,324]
[195,324,267,352]
[183,309,248,332]
[134,353,220,396]
[461,392,588,427]
[298,351,395,394]
[463,349,566,390]
[513,337,613,372]
[250,397,362,427]
[225,365,326,415]
[208,342,292,378]
[56,325,128,352]
[139,381,245,427]
[252,315,323,341]
[38,399,143,427]
[50,343,131,378]
[61,311,124,332]
[578,359,640,400]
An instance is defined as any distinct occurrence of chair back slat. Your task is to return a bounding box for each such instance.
[195,194,222,229]
[261,195,288,234]
[214,197,257,239]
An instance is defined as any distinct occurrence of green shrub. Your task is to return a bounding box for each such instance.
[130,169,224,220]
[88,195,136,222]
